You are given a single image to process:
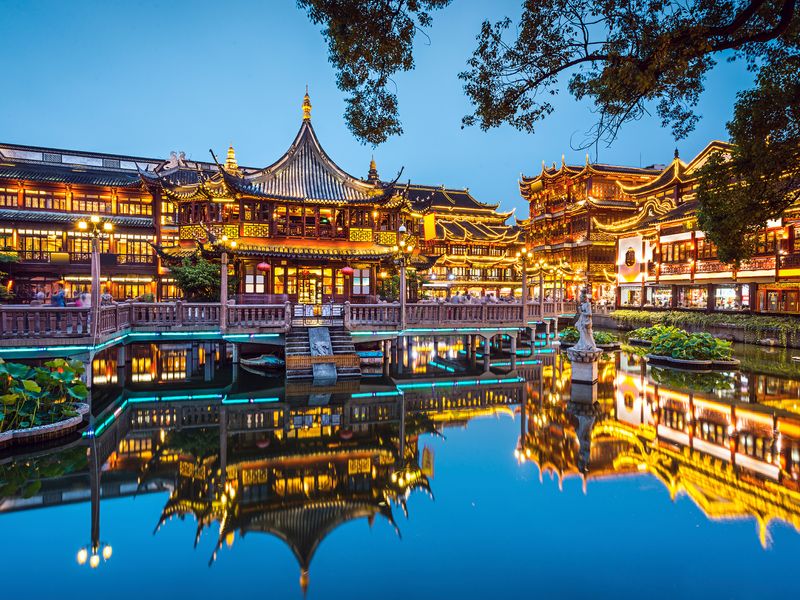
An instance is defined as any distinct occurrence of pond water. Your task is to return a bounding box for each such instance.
[2,337,800,599]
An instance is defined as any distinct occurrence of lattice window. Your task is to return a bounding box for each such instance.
[349,227,372,242]
[376,231,397,246]
[243,223,271,238]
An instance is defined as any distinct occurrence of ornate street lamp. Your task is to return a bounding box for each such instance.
[76,215,113,339]
[76,541,112,569]
[394,224,414,330]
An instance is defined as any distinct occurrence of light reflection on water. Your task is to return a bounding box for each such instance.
[1,336,800,599]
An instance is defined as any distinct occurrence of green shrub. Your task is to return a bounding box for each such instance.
[594,331,617,345]
[612,309,800,346]
[0,358,87,433]
[648,328,732,360]
[559,326,580,343]
[629,324,682,341]
[559,326,617,345]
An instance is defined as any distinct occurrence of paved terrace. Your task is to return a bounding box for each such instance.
[0,300,576,349]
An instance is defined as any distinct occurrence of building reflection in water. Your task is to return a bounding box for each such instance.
[519,350,800,547]
[4,338,800,590]
[1,339,525,593]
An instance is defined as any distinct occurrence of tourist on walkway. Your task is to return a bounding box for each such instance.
[51,284,66,307]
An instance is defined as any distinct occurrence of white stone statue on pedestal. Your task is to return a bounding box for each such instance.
[573,286,597,352]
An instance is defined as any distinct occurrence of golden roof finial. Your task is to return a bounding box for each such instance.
[224,145,240,175]
[585,152,590,166]
[561,153,566,167]
[302,86,312,121]
[300,569,309,597]
[367,154,379,183]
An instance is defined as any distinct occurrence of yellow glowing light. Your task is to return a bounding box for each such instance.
[90,215,100,224]
[230,241,237,248]
[89,554,100,569]
[221,235,229,242]
[102,222,113,232]
[77,549,88,565]
[102,545,113,560]
[77,221,88,230]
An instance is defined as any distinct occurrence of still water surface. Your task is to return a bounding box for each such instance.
[2,338,800,599]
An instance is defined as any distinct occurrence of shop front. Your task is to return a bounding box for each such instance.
[758,283,800,314]
[645,285,672,308]
[619,284,643,307]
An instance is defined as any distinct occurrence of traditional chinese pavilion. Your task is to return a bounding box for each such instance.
[143,92,408,304]
[518,156,660,302]
[596,142,800,313]
[399,183,522,298]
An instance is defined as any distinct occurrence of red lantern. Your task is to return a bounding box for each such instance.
[256,262,271,272]
[341,266,354,276]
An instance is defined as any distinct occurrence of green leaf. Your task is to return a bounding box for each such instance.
[22,380,41,394]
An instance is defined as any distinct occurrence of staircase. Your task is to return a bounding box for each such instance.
[285,326,361,381]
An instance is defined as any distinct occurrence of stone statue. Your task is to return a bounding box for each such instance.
[573,286,597,352]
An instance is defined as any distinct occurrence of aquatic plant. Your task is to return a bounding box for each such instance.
[0,359,88,433]
[612,309,800,346]
[559,326,617,345]
[648,328,732,361]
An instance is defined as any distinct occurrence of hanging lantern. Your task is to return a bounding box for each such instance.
[256,262,271,272]
[341,266,354,276]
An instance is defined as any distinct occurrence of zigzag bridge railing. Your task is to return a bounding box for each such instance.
[0,300,575,346]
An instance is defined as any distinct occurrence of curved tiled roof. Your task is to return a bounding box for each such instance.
[0,161,142,187]
[248,121,383,202]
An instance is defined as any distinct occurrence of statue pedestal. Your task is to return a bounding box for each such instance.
[566,347,603,384]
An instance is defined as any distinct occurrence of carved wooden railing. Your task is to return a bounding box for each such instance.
[0,306,90,338]
[227,304,290,329]
[346,303,401,328]
[0,299,575,341]
[128,302,221,327]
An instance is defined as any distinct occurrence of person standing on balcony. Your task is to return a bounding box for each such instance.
[51,284,66,307]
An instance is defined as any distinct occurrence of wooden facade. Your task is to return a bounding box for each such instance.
[519,157,660,303]
[597,142,800,314]
[0,93,521,304]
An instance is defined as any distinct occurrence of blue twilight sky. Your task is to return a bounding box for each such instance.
[0,0,752,215]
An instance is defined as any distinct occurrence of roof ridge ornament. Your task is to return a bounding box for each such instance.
[367,154,379,183]
[302,87,312,121]
[224,145,240,175]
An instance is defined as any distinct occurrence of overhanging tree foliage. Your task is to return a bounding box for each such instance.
[169,256,237,302]
[297,0,452,145]
[697,55,800,264]
[299,1,800,261]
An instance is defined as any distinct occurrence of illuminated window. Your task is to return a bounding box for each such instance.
[72,193,110,213]
[0,187,18,207]
[353,268,370,295]
[24,189,66,210]
[244,264,266,294]
[117,196,153,216]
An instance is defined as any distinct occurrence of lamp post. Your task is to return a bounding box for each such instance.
[516,246,530,321]
[77,215,113,340]
[217,235,238,332]
[395,224,413,331]
[76,444,111,570]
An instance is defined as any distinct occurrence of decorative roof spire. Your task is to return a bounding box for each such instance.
[674,147,680,160]
[367,155,379,183]
[300,569,309,597]
[302,86,312,121]
[224,145,240,175]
